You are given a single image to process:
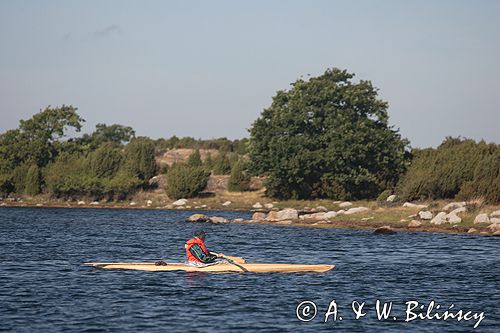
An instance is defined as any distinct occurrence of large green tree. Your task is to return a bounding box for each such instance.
[248,68,409,200]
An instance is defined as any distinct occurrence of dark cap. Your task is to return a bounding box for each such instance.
[194,230,206,239]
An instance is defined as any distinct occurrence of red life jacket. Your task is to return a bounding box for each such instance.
[185,237,209,262]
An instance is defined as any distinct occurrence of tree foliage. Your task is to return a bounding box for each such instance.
[165,164,210,199]
[187,149,202,167]
[24,164,41,196]
[248,68,409,200]
[212,152,231,175]
[124,138,157,181]
[397,137,500,203]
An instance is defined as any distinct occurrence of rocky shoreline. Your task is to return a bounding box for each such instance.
[3,196,499,236]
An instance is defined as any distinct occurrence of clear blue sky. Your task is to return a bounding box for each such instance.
[0,0,498,147]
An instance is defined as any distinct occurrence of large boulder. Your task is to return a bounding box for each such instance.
[443,202,466,211]
[490,210,500,217]
[403,202,427,209]
[474,214,490,224]
[345,207,369,215]
[252,212,267,220]
[430,212,447,225]
[173,199,188,206]
[186,214,210,222]
[446,212,462,224]
[210,216,229,223]
[491,217,500,224]
[418,211,433,220]
[449,207,467,215]
[386,194,397,202]
[266,208,298,221]
[323,211,338,219]
[339,202,353,208]
[300,212,326,220]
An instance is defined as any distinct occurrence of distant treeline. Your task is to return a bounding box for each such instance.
[0,106,245,200]
[1,68,499,204]
[155,136,248,155]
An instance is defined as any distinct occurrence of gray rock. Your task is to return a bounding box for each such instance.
[446,212,462,224]
[173,199,188,206]
[146,200,153,206]
[222,201,231,206]
[336,210,346,215]
[339,202,353,208]
[210,216,229,223]
[264,203,274,209]
[431,212,447,225]
[449,207,467,215]
[315,206,328,212]
[418,211,433,220]
[252,212,267,220]
[403,202,427,209]
[344,207,369,215]
[129,201,137,206]
[386,194,397,202]
[491,217,500,224]
[266,208,299,221]
[77,201,86,205]
[186,214,211,222]
[443,202,466,211]
[233,218,244,223]
[490,210,500,217]
[299,212,325,220]
[323,211,338,219]
[473,214,490,224]
[252,202,263,209]
[467,228,478,233]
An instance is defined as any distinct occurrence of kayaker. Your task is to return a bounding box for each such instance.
[185,230,224,264]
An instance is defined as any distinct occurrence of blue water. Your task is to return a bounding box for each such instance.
[0,207,498,332]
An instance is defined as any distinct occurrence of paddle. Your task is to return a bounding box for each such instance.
[210,252,246,264]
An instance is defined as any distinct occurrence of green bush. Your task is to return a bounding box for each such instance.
[212,153,231,175]
[24,164,41,195]
[11,163,30,194]
[228,160,251,192]
[165,164,210,199]
[187,149,202,167]
[396,138,500,203]
[124,138,157,181]
[87,143,122,178]
[102,170,142,200]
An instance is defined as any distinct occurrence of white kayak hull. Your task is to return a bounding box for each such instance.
[84,262,334,273]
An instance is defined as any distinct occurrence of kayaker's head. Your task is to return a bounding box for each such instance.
[194,230,206,241]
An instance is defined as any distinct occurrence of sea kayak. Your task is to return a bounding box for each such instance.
[84,262,334,273]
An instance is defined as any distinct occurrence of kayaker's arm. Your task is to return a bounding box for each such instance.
[189,244,217,263]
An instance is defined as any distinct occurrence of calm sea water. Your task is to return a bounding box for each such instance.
[0,207,499,332]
